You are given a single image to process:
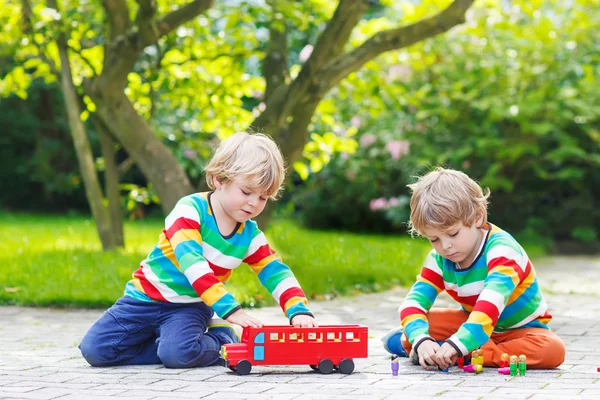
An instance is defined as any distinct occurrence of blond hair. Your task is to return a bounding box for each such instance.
[407,167,490,236]
[205,131,285,199]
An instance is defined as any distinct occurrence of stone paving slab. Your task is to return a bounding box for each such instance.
[1,256,600,399]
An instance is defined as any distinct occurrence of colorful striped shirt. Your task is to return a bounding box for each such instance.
[124,192,312,321]
[399,223,552,356]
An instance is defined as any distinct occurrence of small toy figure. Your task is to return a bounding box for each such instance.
[391,354,399,376]
[500,353,509,368]
[464,364,482,373]
[498,367,510,375]
[471,349,483,367]
[509,355,518,377]
[518,354,527,376]
[457,357,465,369]
[439,367,448,373]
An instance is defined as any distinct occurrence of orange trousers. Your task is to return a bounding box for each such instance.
[401,308,566,368]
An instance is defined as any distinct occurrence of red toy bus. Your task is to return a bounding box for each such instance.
[219,324,368,375]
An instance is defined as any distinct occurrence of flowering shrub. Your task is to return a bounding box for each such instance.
[293,133,413,233]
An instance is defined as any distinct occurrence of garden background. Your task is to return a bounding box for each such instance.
[1,0,598,310]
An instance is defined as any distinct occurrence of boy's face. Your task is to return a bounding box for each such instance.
[421,215,485,268]
[213,179,269,223]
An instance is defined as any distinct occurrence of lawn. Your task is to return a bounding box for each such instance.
[0,212,431,308]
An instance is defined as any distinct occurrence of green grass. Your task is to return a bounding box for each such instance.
[0,212,548,309]
[0,212,430,308]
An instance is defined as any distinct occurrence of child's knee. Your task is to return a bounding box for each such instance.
[79,335,113,367]
[546,334,566,368]
[158,338,220,368]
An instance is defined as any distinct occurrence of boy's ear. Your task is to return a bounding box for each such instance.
[476,208,486,228]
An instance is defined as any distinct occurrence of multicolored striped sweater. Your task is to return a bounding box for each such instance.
[399,223,552,356]
[124,192,312,321]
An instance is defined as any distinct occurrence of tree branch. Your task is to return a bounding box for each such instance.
[303,0,369,73]
[262,0,289,102]
[140,0,214,49]
[101,0,132,40]
[96,0,214,94]
[135,0,158,45]
[318,0,475,94]
[254,0,370,133]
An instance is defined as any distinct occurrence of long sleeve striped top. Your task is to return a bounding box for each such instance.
[399,223,552,356]
[124,192,312,321]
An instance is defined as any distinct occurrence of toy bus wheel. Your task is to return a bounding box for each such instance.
[318,359,334,374]
[338,358,355,374]
[236,360,252,375]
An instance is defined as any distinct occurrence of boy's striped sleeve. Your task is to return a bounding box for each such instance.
[243,227,312,322]
[399,251,444,346]
[446,242,527,356]
[166,197,240,318]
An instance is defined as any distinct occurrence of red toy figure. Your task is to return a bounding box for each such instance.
[457,357,465,369]
[220,325,368,375]
[500,353,509,368]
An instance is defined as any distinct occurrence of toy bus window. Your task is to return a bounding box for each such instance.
[254,332,265,344]
[345,332,359,341]
[326,332,342,342]
[269,333,279,341]
[289,332,304,342]
[307,332,323,342]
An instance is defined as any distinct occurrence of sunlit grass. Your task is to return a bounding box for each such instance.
[0,212,431,308]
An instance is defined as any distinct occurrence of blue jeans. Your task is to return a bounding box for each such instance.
[79,296,225,368]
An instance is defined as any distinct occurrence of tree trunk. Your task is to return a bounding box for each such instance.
[96,118,125,247]
[88,87,195,214]
[52,5,116,250]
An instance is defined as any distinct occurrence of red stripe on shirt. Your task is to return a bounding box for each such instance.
[487,256,529,282]
[400,306,426,320]
[243,244,276,265]
[473,300,500,324]
[191,273,222,297]
[207,260,231,277]
[133,266,168,302]
[445,289,479,308]
[420,267,445,289]
[278,287,306,309]
[164,217,200,240]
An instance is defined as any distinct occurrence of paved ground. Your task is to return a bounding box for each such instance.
[1,256,599,399]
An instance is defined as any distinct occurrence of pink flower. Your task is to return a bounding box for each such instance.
[386,140,410,160]
[351,116,361,128]
[183,149,197,159]
[388,64,412,82]
[369,197,388,211]
[299,45,313,62]
[360,134,376,147]
[388,197,399,207]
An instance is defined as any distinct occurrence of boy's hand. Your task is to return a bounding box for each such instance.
[291,314,318,328]
[416,340,441,370]
[435,342,458,370]
[225,309,263,328]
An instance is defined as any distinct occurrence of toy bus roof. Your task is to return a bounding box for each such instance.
[243,325,367,331]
